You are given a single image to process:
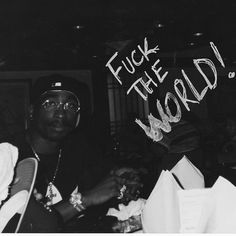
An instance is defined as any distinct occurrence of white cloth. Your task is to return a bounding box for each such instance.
[197,176,236,233]
[177,188,211,233]
[142,155,236,233]
[170,155,205,189]
[177,176,236,233]
[0,190,28,232]
[141,170,182,233]
[0,143,18,206]
[142,156,205,233]
[107,198,146,221]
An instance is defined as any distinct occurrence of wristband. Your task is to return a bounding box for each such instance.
[69,192,86,212]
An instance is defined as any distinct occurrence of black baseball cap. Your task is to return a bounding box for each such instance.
[30,74,89,107]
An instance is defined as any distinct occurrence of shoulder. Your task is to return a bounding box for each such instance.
[0,132,34,162]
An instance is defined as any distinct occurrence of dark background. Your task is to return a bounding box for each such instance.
[0,0,236,157]
[0,0,235,67]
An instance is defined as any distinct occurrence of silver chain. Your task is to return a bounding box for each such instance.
[46,149,62,205]
[29,142,62,205]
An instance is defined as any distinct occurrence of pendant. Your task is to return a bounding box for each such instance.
[46,182,56,205]
[45,182,62,205]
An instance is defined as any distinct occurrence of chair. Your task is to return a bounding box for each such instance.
[0,158,38,233]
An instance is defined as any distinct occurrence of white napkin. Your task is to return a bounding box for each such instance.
[171,155,205,189]
[142,157,205,233]
[107,198,146,221]
[177,188,211,233]
[0,143,18,206]
[177,176,236,233]
[142,155,236,233]
[141,170,182,233]
[199,176,236,233]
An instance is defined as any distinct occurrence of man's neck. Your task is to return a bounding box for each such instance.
[27,130,61,155]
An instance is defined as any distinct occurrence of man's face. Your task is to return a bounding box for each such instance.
[32,90,80,141]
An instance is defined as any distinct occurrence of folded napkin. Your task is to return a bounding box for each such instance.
[177,176,236,233]
[142,156,205,233]
[177,188,211,233]
[142,170,182,233]
[197,176,236,233]
[170,155,205,189]
[142,155,236,233]
[0,143,18,206]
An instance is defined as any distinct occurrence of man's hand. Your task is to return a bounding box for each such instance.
[82,167,144,207]
[110,167,144,204]
[82,175,124,207]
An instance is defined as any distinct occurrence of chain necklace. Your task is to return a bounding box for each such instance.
[29,142,62,205]
[46,149,62,205]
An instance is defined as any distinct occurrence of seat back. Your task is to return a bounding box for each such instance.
[5,158,38,233]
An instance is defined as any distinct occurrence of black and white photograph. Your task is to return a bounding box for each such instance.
[0,0,236,233]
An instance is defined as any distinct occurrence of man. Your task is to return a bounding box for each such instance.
[9,74,141,232]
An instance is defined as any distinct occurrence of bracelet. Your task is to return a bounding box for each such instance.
[69,192,86,212]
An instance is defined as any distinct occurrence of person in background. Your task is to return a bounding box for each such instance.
[149,98,204,182]
[7,74,142,233]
